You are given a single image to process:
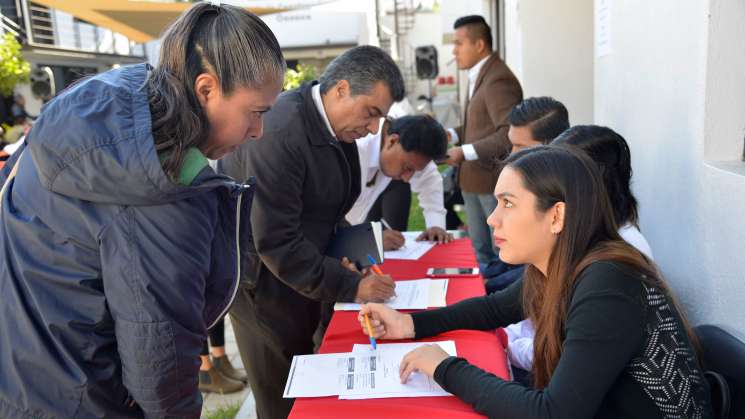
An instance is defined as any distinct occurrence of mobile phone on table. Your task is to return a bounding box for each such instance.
[426,267,479,277]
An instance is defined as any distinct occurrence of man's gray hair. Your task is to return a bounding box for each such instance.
[319,45,405,102]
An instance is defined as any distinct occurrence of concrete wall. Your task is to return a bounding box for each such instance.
[594,0,745,335]
[503,0,594,124]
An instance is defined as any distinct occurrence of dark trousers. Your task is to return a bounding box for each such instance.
[484,264,524,294]
[365,179,411,230]
[201,318,225,355]
[230,283,321,419]
[444,185,465,230]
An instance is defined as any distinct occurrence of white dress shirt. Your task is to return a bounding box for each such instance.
[311,84,336,139]
[618,223,654,260]
[345,132,446,229]
[467,55,490,99]
[449,55,491,161]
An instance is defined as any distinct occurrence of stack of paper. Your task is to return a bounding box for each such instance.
[333,279,448,311]
[283,341,457,400]
[384,231,436,260]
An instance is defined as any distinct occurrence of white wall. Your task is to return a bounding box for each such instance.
[594,0,745,336]
[703,0,745,165]
[380,12,447,98]
[503,0,594,124]
[262,10,364,49]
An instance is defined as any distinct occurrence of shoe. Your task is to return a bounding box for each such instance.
[198,367,244,394]
[212,355,248,384]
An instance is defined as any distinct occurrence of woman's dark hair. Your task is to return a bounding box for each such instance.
[553,125,639,227]
[148,3,285,180]
[386,115,447,160]
[508,96,570,144]
[505,145,698,389]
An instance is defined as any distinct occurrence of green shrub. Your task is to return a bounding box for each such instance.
[0,32,30,97]
[283,63,317,91]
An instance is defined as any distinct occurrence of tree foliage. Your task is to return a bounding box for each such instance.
[283,63,317,91]
[0,32,31,97]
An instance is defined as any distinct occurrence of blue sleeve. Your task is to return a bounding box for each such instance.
[99,195,218,418]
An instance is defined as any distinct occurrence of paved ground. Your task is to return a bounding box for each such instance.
[200,315,256,419]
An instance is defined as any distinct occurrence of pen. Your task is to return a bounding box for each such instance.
[364,255,385,350]
[367,254,384,275]
[380,219,406,249]
[363,313,377,350]
[367,254,396,298]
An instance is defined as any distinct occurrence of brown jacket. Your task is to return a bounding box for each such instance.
[455,53,522,194]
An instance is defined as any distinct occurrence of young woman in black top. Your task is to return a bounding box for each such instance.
[359,145,712,418]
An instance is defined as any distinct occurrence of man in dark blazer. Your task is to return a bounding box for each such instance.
[442,15,524,266]
[219,46,403,419]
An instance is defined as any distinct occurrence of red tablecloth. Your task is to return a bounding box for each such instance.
[289,238,510,419]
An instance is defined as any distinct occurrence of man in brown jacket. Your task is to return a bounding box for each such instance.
[443,15,523,265]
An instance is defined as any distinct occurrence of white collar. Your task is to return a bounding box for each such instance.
[468,55,491,86]
[367,134,381,169]
[311,84,336,139]
[355,130,382,170]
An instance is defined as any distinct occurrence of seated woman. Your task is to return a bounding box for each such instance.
[358,145,712,418]
[505,124,655,379]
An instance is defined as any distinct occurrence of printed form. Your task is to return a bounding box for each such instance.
[283,341,457,400]
[334,279,448,311]
[384,232,436,260]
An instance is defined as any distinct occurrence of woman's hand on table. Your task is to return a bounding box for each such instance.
[358,303,415,340]
[399,345,451,383]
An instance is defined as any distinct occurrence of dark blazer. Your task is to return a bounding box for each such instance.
[219,81,362,304]
[455,52,523,194]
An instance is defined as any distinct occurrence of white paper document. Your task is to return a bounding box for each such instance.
[283,341,457,399]
[283,353,355,398]
[428,278,449,307]
[341,341,458,399]
[384,231,436,260]
[334,279,448,311]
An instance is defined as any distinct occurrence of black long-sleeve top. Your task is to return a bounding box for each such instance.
[412,261,712,419]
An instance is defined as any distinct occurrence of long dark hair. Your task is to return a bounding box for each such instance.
[506,146,697,388]
[553,125,639,227]
[148,3,285,180]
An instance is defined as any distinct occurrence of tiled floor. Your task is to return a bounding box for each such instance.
[200,315,256,419]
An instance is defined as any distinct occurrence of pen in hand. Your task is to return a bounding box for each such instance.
[381,219,407,249]
[363,312,377,350]
[367,255,385,276]
[367,254,396,298]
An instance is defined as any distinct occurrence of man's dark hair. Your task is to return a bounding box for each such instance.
[387,115,447,160]
[453,15,492,50]
[319,46,405,102]
[508,97,570,143]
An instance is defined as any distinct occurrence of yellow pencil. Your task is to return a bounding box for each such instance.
[363,313,377,350]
